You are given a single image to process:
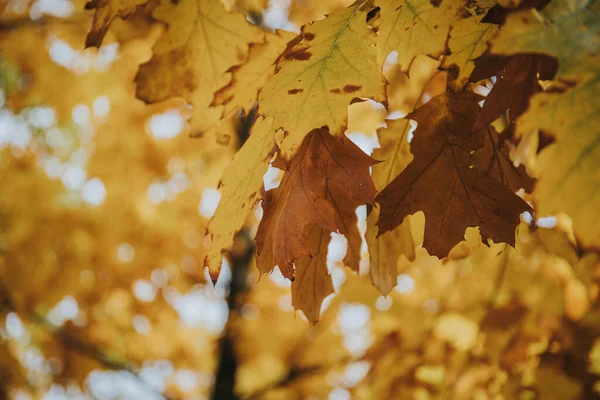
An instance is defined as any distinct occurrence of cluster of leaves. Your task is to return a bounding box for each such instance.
[1,0,600,398]
[95,0,598,321]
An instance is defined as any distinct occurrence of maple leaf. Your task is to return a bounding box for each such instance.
[377,91,531,257]
[489,0,600,77]
[291,225,334,323]
[472,126,534,193]
[366,56,442,294]
[516,56,600,250]
[135,0,263,136]
[441,14,499,90]
[376,0,465,70]
[212,30,295,119]
[84,0,148,47]
[257,2,386,158]
[255,127,376,279]
[204,117,278,278]
[470,54,557,132]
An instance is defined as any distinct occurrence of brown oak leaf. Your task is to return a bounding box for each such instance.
[255,127,376,279]
[470,54,557,132]
[376,91,531,258]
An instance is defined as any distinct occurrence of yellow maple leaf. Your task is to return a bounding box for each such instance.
[490,0,600,77]
[366,55,440,294]
[204,117,278,277]
[135,0,264,136]
[441,14,498,90]
[517,56,600,249]
[258,2,386,158]
[212,30,295,119]
[376,0,465,71]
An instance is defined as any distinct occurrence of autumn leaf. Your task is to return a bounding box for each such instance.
[135,0,263,136]
[489,0,600,77]
[255,127,376,279]
[212,30,296,119]
[204,117,278,278]
[376,0,465,70]
[292,225,334,323]
[516,56,600,249]
[472,126,534,192]
[377,91,531,257]
[366,56,441,294]
[470,54,557,132]
[257,2,386,158]
[441,14,498,90]
[84,0,148,47]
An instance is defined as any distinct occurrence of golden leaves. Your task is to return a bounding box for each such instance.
[204,117,277,278]
[377,91,531,257]
[441,14,498,89]
[516,58,600,249]
[135,0,263,135]
[258,2,386,157]
[377,0,465,70]
[255,127,376,278]
[490,0,600,77]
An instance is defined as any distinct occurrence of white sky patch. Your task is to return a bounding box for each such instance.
[263,164,283,190]
[117,242,135,263]
[175,369,198,393]
[536,215,557,229]
[48,37,77,68]
[268,267,292,288]
[395,273,415,294]
[61,164,87,190]
[375,295,393,311]
[338,303,373,357]
[26,106,56,129]
[521,211,533,225]
[94,43,119,72]
[133,279,157,303]
[342,361,371,388]
[30,0,74,19]
[47,296,79,326]
[198,188,221,218]
[5,312,25,339]
[148,109,184,139]
[166,287,228,333]
[93,96,111,117]
[329,388,351,400]
[87,370,164,400]
[0,111,32,149]
[132,315,151,335]
[72,104,91,126]
[82,178,106,206]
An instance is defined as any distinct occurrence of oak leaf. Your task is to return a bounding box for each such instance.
[376,0,465,70]
[255,127,376,279]
[291,225,334,323]
[135,0,263,136]
[377,91,531,257]
[257,2,386,158]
